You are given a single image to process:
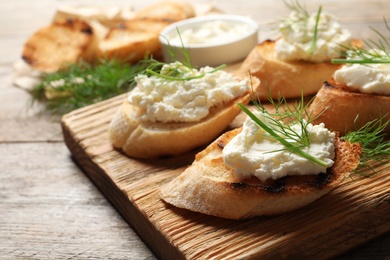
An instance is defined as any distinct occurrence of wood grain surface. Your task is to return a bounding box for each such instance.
[61,93,390,259]
[1,0,390,259]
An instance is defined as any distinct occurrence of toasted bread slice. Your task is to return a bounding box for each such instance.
[310,78,390,135]
[109,76,260,159]
[22,18,95,72]
[238,40,345,100]
[98,1,195,62]
[134,1,195,21]
[98,26,161,62]
[160,127,362,219]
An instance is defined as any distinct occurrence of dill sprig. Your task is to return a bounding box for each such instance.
[342,115,390,174]
[133,30,226,82]
[31,59,147,115]
[275,0,322,55]
[276,0,309,28]
[238,92,328,167]
[133,58,226,82]
[239,89,390,173]
[332,17,390,64]
[308,5,322,54]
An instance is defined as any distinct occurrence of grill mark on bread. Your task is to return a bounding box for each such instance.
[314,171,332,188]
[21,18,94,72]
[218,127,336,194]
[228,172,333,194]
[160,126,362,219]
[311,78,390,134]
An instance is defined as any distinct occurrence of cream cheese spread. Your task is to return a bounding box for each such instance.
[169,20,255,45]
[222,111,336,182]
[129,62,250,123]
[334,50,390,95]
[275,10,351,63]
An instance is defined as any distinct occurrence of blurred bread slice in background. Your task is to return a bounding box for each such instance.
[20,1,195,73]
[309,78,390,135]
[22,18,96,73]
[98,1,195,62]
[134,1,195,20]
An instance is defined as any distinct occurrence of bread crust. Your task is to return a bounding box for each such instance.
[98,1,195,62]
[22,18,95,72]
[238,40,342,100]
[109,76,260,159]
[160,127,362,219]
[310,78,390,135]
[21,1,195,72]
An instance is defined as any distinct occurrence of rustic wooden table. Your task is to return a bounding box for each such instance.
[1,0,389,259]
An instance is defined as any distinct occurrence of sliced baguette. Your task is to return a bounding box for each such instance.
[238,40,352,100]
[22,18,95,73]
[160,127,362,220]
[134,1,195,21]
[98,26,161,62]
[109,76,260,159]
[310,78,390,135]
[98,1,195,62]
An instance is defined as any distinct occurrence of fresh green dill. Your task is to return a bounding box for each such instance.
[136,58,226,81]
[133,30,226,82]
[239,89,390,173]
[274,1,323,56]
[162,29,193,69]
[275,0,309,30]
[238,91,328,167]
[283,0,309,17]
[332,17,390,64]
[308,5,322,54]
[342,114,390,174]
[31,59,148,115]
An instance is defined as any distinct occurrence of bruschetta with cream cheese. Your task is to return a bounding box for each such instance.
[237,4,360,100]
[108,62,260,159]
[310,60,390,134]
[160,109,362,219]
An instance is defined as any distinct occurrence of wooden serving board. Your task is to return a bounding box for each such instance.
[61,93,390,259]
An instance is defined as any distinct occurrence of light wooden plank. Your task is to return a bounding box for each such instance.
[62,95,390,259]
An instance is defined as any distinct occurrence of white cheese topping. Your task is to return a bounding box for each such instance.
[169,20,255,46]
[129,62,250,123]
[334,50,390,95]
[275,10,351,63]
[222,111,335,182]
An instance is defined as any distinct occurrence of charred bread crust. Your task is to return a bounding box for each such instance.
[237,39,341,100]
[108,77,260,159]
[160,127,362,219]
[22,18,94,72]
[97,1,195,63]
[310,78,390,135]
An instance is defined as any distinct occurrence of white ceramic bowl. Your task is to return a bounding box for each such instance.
[159,15,259,67]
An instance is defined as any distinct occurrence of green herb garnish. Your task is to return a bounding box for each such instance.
[276,0,322,56]
[239,90,389,171]
[136,58,226,81]
[238,92,328,167]
[332,17,390,64]
[278,0,309,26]
[308,5,322,54]
[131,29,226,82]
[31,59,147,115]
[342,114,390,174]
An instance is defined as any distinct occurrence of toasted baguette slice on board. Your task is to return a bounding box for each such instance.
[109,76,260,159]
[160,127,362,220]
[310,78,390,135]
[22,18,95,73]
[98,27,161,62]
[134,1,195,20]
[98,1,195,62]
[238,39,361,100]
